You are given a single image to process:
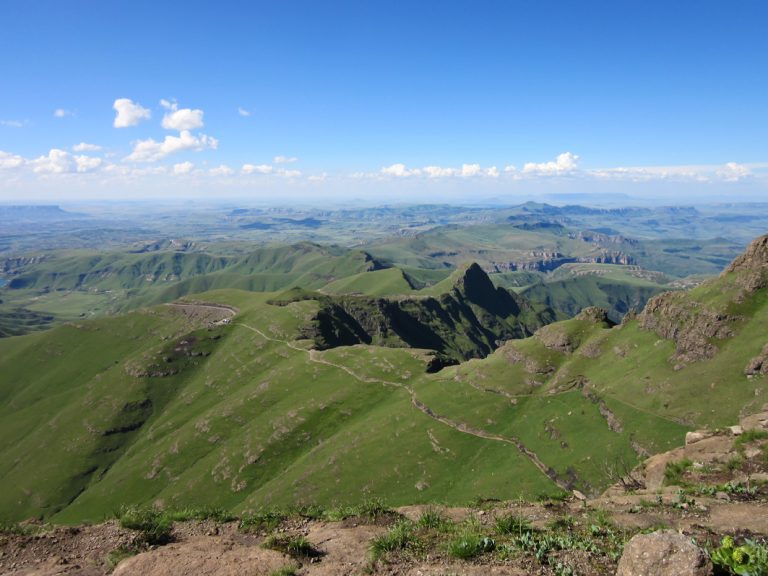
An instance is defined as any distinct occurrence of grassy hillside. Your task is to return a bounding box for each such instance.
[520,270,668,322]
[1,236,766,524]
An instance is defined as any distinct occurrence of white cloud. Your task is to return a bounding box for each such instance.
[381,163,421,177]
[523,152,580,175]
[717,162,751,182]
[423,165,456,178]
[74,155,102,173]
[30,149,102,174]
[161,99,204,131]
[273,155,298,164]
[1,119,26,128]
[72,142,102,152]
[173,161,195,175]
[238,107,251,117]
[0,151,25,169]
[381,162,499,179]
[241,164,302,178]
[32,149,72,173]
[35,150,75,173]
[54,108,74,118]
[209,164,234,176]
[242,163,274,175]
[113,98,151,128]
[125,130,218,162]
[308,172,328,182]
[460,163,482,177]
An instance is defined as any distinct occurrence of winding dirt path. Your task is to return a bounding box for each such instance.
[234,321,572,492]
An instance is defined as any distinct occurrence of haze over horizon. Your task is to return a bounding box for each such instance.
[1,0,767,202]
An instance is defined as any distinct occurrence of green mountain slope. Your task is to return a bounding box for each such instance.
[0,236,766,523]
[282,263,555,363]
[520,272,668,323]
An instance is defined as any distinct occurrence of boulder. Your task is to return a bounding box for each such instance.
[685,430,713,445]
[616,530,712,576]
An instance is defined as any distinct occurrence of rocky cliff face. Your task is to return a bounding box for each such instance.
[488,251,635,273]
[723,234,768,295]
[638,234,768,364]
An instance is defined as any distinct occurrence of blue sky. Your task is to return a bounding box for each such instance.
[1,0,767,202]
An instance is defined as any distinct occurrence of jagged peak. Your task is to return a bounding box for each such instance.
[452,262,493,289]
[725,234,768,274]
[722,234,768,292]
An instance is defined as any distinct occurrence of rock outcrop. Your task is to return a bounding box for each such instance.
[723,233,768,293]
[616,530,713,576]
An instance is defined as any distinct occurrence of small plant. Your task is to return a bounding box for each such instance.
[239,510,286,533]
[735,429,768,448]
[663,457,693,486]
[547,515,575,531]
[294,503,325,520]
[495,512,533,536]
[370,519,416,560]
[0,520,33,535]
[357,497,392,521]
[163,506,234,523]
[447,532,495,560]
[417,507,453,532]
[263,534,321,559]
[710,535,768,575]
[117,506,172,546]
[726,455,746,472]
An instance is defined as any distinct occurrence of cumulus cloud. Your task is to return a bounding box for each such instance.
[381,163,421,177]
[0,151,25,169]
[125,130,218,162]
[161,99,204,131]
[717,162,751,182]
[32,149,73,173]
[72,142,102,152]
[74,155,102,173]
[238,107,251,117]
[113,98,151,128]
[242,163,274,175]
[30,149,102,174]
[523,152,580,175]
[54,108,74,118]
[308,172,328,182]
[173,161,195,175]
[273,155,298,164]
[209,164,234,176]
[423,165,456,178]
[279,169,302,178]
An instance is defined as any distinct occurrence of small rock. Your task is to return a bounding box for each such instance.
[729,425,744,436]
[616,530,713,576]
[572,489,587,501]
[715,492,730,501]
